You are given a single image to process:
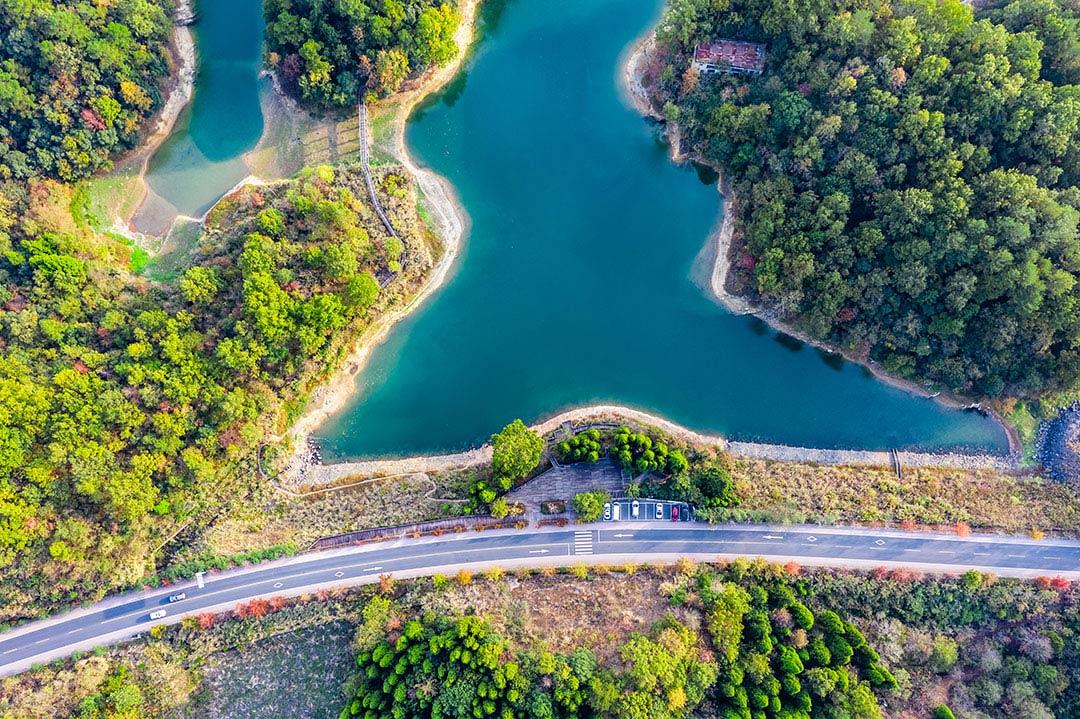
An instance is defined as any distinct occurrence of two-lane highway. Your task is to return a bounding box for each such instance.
[1,523,1077,677]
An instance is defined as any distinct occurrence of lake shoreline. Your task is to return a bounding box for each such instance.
[282,0,480,477]
[621,32,1022,459]
[99,0,197,242]
[295,403,1018,489]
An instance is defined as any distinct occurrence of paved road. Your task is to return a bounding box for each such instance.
[1,523,1077,677]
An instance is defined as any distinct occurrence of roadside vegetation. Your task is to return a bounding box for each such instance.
[264,0,462,105]
[3,562,1076,719]
[177,413,1080,578]
[175,467,475,560]
[0,162,436,623]
[550,419,1080,533]
[649,0,1080,400]
[727,456,1080,532]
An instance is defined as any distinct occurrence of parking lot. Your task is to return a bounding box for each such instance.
[604,498,692,522]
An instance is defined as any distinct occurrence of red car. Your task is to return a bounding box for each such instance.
[671,506,680,522]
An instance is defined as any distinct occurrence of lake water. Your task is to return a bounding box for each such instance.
[317,0,1009,458]
[143,0,265,218]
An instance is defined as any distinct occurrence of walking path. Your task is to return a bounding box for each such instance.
[357,102,399,241]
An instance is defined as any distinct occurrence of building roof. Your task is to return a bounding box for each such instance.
[694,40,766,72]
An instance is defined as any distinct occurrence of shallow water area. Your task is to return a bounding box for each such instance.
[143,0,265,219]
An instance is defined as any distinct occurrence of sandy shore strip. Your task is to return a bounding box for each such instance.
[295,404,1016,488]
[283,0,479,460]
[153,2,197,146]
[106,1,197,237]
[620,32,1022,457]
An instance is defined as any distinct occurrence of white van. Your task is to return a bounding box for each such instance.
[149,609,167,620]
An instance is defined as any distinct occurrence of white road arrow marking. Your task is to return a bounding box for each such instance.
[763,535,784,540]
[362,566,383,572]
[529,549,550,554]
[612,533,634,538]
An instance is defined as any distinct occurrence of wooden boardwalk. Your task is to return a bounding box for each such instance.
[357,102,398,239]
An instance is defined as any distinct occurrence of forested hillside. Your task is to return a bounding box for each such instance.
[343,573,896,719]
[264,0,461,107]
[0,165,430,620]
[652,0,1080,398]
[0,0,175,182]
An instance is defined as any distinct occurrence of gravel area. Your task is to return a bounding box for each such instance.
[728,442,1018,471]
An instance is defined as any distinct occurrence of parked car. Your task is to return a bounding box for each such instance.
[680,506,691,522]
[631,500,640,518]
[655,503,664,519]
[149,609,168,620]
[613,502,621,520]
[167,592,186,603]
[603,503,612,521]
[671,506,680,522]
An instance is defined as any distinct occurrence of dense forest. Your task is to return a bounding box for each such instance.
[264,0,462,107]
[0,163,428,620]
[652,0,1080,398]
[343,572,895,719]
[0,0,175,182]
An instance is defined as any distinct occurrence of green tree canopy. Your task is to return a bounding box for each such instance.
[490,418,544,482]
[655,0,1080,398]
[264,0,462,106]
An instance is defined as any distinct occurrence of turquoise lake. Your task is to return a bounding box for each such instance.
[316,0,1010,458]
[143,0,265,218]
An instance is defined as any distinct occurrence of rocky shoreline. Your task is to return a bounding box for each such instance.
[1038,403,1080,483]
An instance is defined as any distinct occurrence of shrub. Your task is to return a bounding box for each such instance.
[490,497,510,519]
[555,430,602,463]
[931,636,959,674]
[573,491,611,522]
[933,705,956,719]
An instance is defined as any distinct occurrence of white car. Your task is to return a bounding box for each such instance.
[655,503,664,520]
[613,502,621,520]
[167,592,186,603]
[149,609,168,620]
[603,503,612,521]
[631,500,640,518]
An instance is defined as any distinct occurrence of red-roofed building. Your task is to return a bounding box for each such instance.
[692,40,766,77]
